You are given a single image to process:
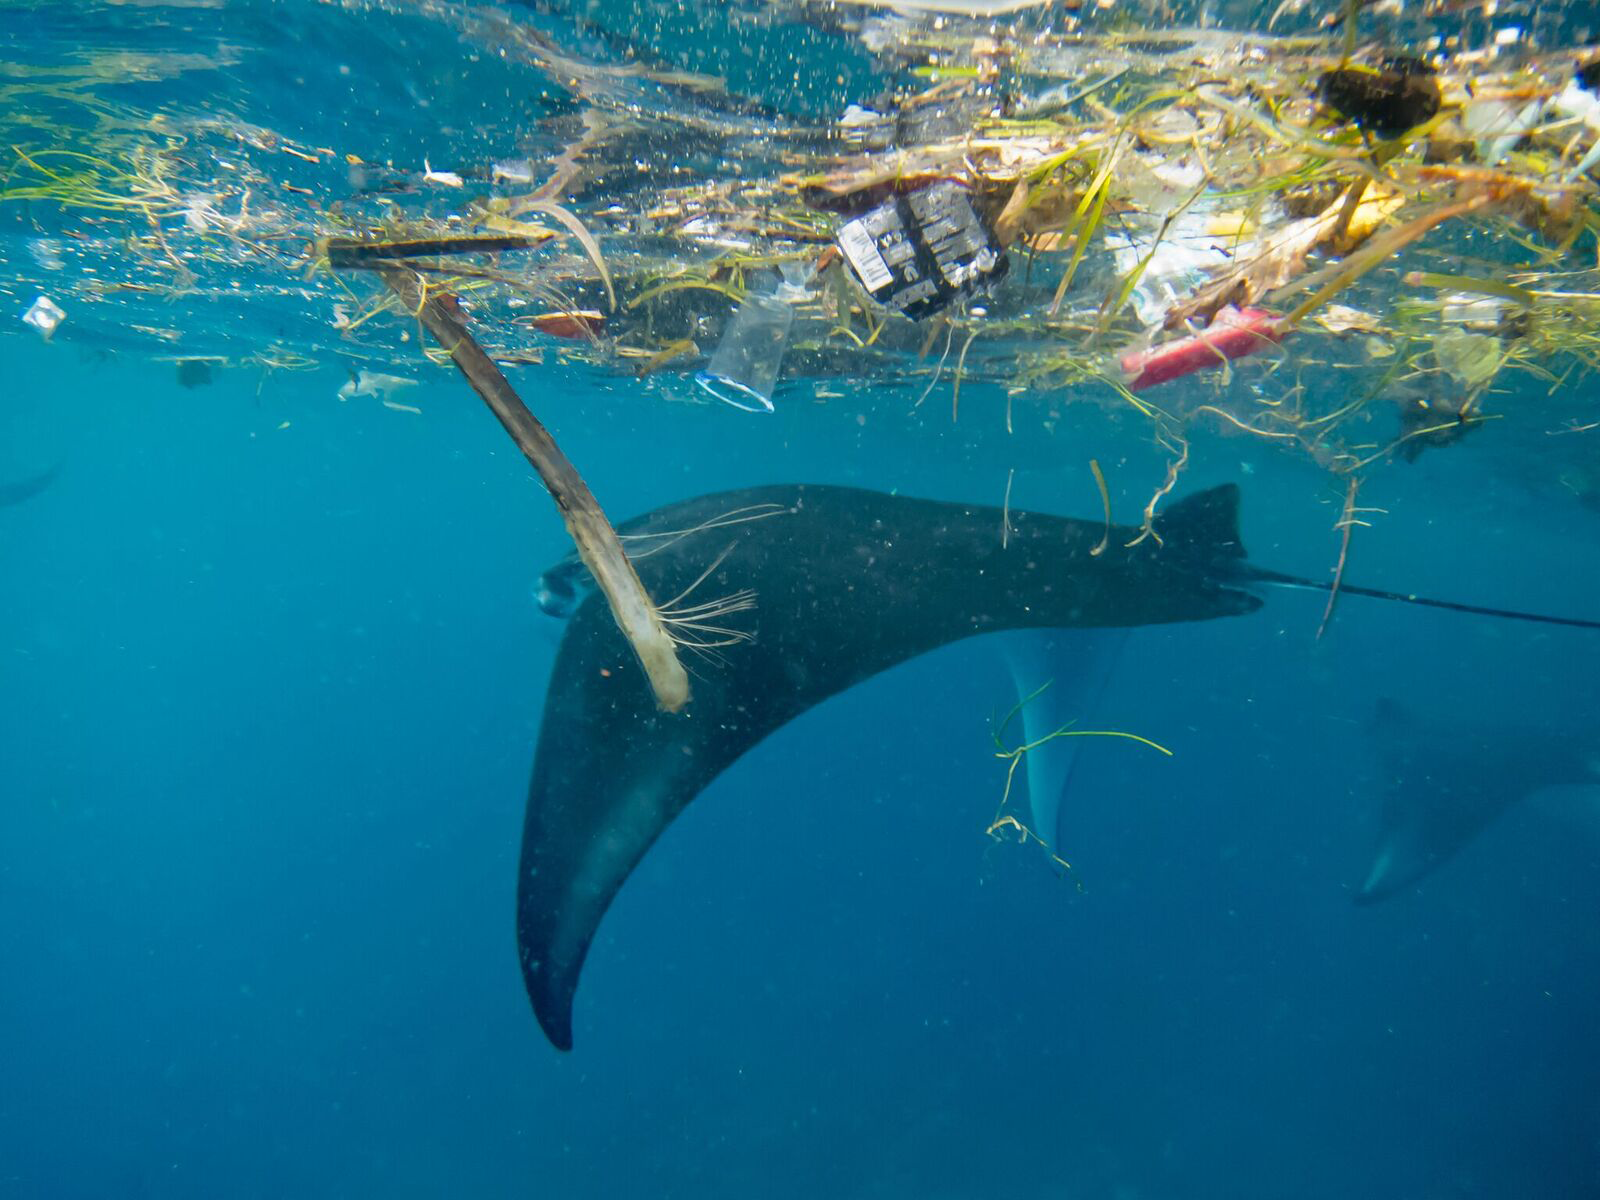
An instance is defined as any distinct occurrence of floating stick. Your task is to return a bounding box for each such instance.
[1088,458,1111,557]
[1001,468,1015,550]
[376,266,690,712]
[323,234,544,267]
[1318,477,1363,640]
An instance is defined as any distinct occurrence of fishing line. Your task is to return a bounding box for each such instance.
[1242,566,1600,632]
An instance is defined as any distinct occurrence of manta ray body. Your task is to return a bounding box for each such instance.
[1355,698,1600,903]
[519,482,1259,1049]
[519,481,1600,1048]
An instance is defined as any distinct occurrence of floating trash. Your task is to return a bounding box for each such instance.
[21,295,65,340]
[3,0,1600,514]
[337,370,420,403]
[1395,389,1483,462]
[1120,307,1284,393]
[835,182,1007,319]
[176,359,215,388]
[1461,97,1547,166]
[1317,57,1441,140]
[1550,69,1600,179]
[526,310,605,340]
[695,292,795,413]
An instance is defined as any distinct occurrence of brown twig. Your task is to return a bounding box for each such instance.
[1317,476,1365,640]
[374,267,691,711]
[1088,458,1112,557]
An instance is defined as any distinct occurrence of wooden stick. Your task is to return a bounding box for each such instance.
[1317,476,1361,640]
[324,234,542,267]
[377,267,691,712]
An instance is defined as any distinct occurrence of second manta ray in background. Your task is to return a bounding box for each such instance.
[0,464,60,510]
[1354,699,1600,904]
[520,482,1600,1050]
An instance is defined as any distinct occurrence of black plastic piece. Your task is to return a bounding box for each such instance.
[1317,57,1441,141]
[834,182,1007,319]
[325,234,537,267]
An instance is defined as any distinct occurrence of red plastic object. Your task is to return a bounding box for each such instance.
[526,310,605,339]
[1119,306,1284,392]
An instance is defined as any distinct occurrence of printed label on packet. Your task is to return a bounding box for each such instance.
[837,219,894,292]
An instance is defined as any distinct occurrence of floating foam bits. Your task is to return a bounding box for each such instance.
[21,295,64,340]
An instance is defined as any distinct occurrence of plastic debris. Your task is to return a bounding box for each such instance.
[527,310,605,340]
[1108,208,1240,329]
[835,182,1007,319]
[1120,307,1284,392]
[695,292,795,413]
[1462,97,1546,166]
[1396,390,1481,462]
[1317,58,1441,141]
[492,160,538,185]
[337,370,419,402]
[1550,74,1600,179]
[422,159,464,187]
[176,359,215,388]
[21,295,65,340]
[11,0,1600,512]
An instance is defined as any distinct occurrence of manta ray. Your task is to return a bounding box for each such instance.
[519,482,1599,1049]
[1354,699,1600,904]
[0,464,58,509]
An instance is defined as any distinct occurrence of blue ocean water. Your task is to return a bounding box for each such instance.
[5,329,1599,1198]
[3,3,1600,1198]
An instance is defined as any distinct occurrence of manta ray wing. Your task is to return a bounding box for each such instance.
[999,628,1131,850]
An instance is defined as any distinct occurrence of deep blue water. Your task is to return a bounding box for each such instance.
[2,325,1598,1199]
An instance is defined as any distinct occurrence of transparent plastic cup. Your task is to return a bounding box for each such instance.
[695,292,794,413]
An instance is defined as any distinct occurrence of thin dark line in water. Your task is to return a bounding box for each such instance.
[1246,566,1600,632]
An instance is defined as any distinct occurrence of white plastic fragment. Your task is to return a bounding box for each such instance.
[492,160,537,184]
[21,295,65,340]
[28,239,63,271]
[1438,292,1507,331]
[1462,97,1544,166]
[422,159,464,188]
[337,369,419,402]
[1107,207,1241,328]
[1550,79,1600,180]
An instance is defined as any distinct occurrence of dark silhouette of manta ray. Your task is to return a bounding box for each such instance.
[517,481,1600,1049]
[0,464,59,509]
[517,482,1260,1050]
[1354,698,1600,904]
